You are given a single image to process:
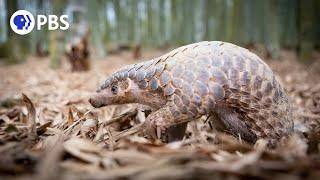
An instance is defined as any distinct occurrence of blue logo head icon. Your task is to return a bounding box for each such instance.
[10,10,35,35]
[13,14,31,30]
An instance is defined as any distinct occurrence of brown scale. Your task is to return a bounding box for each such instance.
[90,41,293,145]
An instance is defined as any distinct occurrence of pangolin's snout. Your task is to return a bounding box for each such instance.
[88,94,106,108]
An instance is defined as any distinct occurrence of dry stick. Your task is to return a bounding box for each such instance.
[106,107,147,142]
[113,123,145,142]
[64,108,93,134]
[104,107,138,126]
[102,108,141,146]
[106,127,116,150]
[104,116,127,127]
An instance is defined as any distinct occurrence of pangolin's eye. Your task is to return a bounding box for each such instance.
[111,85,118,94]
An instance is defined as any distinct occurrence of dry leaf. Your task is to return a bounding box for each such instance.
[22,93,37,140]
[64,137,101,164]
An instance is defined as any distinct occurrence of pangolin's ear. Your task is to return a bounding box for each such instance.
[123,78,132,92]
[118,78,131,92]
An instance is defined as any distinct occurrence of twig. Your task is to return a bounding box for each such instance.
[112,123,144,142]
[104,108,137,126]
[64,108,93,134]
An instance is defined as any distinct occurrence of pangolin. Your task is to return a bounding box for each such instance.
[89,41,293,144]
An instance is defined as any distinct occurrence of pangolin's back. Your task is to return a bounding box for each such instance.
[102,41,293,140]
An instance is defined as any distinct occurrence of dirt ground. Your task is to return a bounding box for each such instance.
[0,48,320,179]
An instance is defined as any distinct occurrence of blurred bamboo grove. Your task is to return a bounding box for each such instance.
[0,0,319,65]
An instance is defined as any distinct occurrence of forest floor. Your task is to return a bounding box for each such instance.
[0,48,320,179]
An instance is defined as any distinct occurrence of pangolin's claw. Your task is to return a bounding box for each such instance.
[144,120,157,140]
[144,120,169,142]
[156,126,161,139]
[158,126,169,143]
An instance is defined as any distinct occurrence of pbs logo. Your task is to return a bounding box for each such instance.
[10,10,35,35]
[10,10,69,35]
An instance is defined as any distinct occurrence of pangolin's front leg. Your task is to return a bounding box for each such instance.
[210,106,258,143]
[145,102,190,142]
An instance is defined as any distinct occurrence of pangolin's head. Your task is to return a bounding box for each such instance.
[89,69,138,108]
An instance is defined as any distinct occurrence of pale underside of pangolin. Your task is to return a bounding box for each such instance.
[89,41,293,144]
